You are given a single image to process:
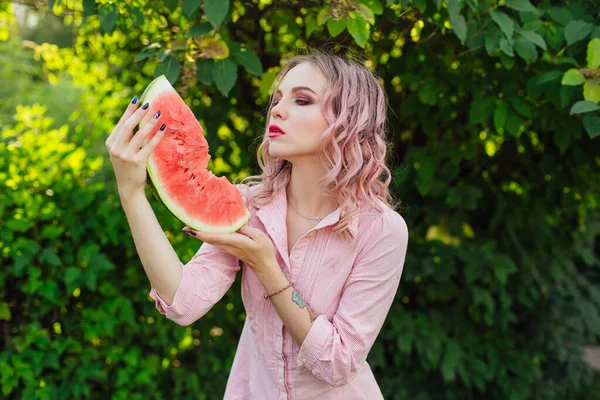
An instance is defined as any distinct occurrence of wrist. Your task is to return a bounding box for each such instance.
[256,262,289,294]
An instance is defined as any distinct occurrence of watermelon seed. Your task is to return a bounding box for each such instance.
[184,168,189,172]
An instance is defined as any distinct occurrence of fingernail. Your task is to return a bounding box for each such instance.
[159,123,167,131]
[153,110,161,119]
[131,96,138,104]
[181,229,196,236]
[142,102,149,110]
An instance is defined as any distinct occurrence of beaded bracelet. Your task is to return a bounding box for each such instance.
[264,282,293,300]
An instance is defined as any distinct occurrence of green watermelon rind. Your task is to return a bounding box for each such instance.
[138,75,251,233]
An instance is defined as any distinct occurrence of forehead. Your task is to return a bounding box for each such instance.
[276,62,328,96]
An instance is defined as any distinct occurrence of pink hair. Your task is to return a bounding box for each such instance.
[241,51,399,239]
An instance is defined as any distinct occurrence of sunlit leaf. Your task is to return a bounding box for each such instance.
[357,5,375,24]
[198,38,229,59]
[587,38,600,69]
[583,78,600,104]
[327,19,346,37]
[347,17,370,48]
[561,69,585,86]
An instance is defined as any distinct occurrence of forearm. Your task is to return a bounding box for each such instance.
[256,266,317,346]
[121,192,182,305]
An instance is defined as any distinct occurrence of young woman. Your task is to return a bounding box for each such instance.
[106,51,409,399]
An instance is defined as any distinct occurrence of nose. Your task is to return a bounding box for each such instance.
[270,99,287,120]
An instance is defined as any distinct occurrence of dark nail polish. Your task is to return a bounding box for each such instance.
[153,110,161,119]
[159,123,167,131]
[131,96,138,104]
[142,102,149,110]
[188,231,196,236]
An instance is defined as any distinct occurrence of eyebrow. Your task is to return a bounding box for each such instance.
[275,86,318,96]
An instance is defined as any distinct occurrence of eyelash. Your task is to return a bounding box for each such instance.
[273,99,311,106]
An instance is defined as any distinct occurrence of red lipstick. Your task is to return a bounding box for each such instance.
[269,124,285,138]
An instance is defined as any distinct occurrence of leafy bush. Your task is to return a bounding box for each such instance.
[2,0,600,399]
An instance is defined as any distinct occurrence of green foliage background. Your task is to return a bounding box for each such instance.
[1,0,600,398]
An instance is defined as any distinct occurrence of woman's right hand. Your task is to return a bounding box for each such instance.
[105,97,167,203]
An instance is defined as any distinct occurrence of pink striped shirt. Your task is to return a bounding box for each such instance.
[149,184,409,399]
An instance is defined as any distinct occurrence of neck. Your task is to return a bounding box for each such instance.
[285,161,339,219]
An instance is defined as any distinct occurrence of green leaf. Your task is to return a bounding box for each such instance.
[414,0,427,13]
[570,100,600,115]
[564,20,594,46]
[134,43,161,62]
[83,0,96,16]
[583,113,600,138]
[504,0,538,14]
[327,19,347,37]
[156,49,172,62]
[229,43,263,75]
[469,97,495,125]
[182,0,202,20]
[505,111,524,136]
[490,10,514,39]
[494,103,507,132]
[39,247,62,267]
[537,70,563,85]
[154,55,181,85]
[163,0,178,12]
[204,0,229,28]
[583,78,600,104]
[441,339,462,382]
[185,22,213,39]
[499,38,514,57]
[317,6,332,25]
[212,58,238,96]
[0,302,11,321]
[519,30,546,50]
[587,38,600,69]
[548,7,572,26]
[448,11,467,43]
[357,5,375,24]
[484,28,500,55]
[561,69,585,86]
[98,3,118,35]
[196,58,213,85]
[65,267,82,294]
[359,0,383,15]
[347,17,370,48]
[511,97,532,118]
[305,14,318,38]
[492,254,517,284]
[514,37,537,63]
[418,85,437,105]
[127,7,145,27]
[48,0,54,13]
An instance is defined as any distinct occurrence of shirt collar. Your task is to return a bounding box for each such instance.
[253,185,358,240]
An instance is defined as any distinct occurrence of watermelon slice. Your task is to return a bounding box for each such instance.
[138,75,250,233]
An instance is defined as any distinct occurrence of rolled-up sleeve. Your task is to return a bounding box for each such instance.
[149,242,240,326]
[297,210,409,387]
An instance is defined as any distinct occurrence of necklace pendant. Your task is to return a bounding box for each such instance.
[315,216,322,221]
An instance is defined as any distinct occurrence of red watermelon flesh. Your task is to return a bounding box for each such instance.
[138,75,250,233]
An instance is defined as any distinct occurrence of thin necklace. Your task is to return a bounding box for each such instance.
[288,200,326,221]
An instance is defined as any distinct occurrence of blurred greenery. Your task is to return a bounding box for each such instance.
[1,0,600,399]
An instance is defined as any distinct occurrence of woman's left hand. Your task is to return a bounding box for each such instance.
[182,224,279,277]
